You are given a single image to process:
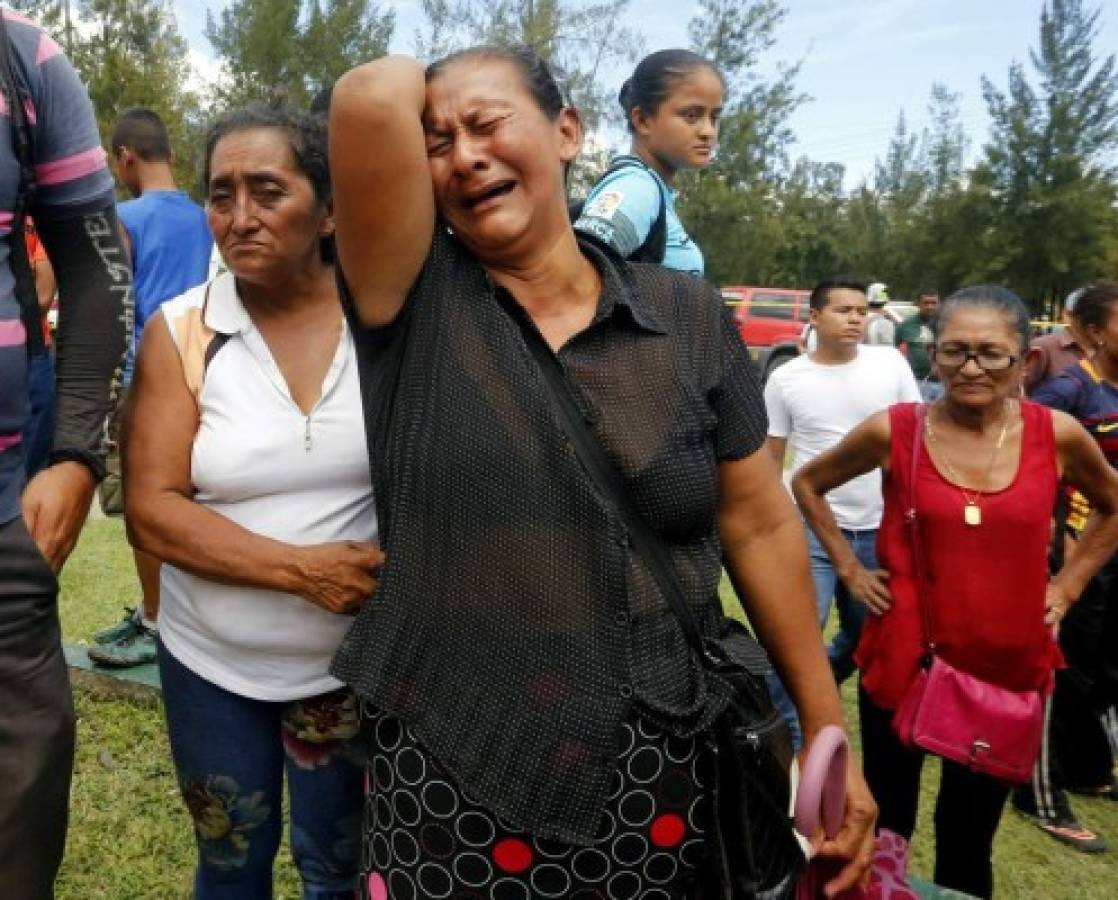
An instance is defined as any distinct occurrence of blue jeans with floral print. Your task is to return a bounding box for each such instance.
[159,642,363,899]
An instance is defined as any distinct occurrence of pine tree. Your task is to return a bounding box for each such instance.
[679,1,807,282]
[978,0,1118,306]
[69,0,202,194]
[687,0,804,184]
[206,0,394,109]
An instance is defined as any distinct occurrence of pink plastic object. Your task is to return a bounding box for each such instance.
[794,726,921,900]
[795,724,848,840]
[795,726,865,900]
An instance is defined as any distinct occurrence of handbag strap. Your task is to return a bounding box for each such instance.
[906,404,937,654]
[500,293,711,662]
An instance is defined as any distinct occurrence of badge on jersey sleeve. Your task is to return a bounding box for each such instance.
[584,190,624,219]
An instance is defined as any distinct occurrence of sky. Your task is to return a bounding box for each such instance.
[173,0,1118,186]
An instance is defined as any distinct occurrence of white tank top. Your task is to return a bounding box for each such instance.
[157,272,377,701]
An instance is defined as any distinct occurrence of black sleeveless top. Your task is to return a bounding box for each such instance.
[333,226,767,843]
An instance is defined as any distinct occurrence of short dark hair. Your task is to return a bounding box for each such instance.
[809,276,868,311]
[1069,281,1118,332]
[619,49,722,133]
[111,108,172,162]
[202,105,330,206]
[917,289,940,299]
[427,45,565,121]
[934,285,1030,351]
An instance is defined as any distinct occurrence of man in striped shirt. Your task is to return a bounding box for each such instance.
[0,9,131,894]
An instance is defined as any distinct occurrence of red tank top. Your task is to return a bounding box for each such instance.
[858,401,1063,710]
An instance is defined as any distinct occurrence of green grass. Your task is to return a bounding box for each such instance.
[57,517,301,899]
[55,520,1116,897]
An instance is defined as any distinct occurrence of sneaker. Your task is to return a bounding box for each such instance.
[86,621,157,668]
[1026,814,1108,853]
[92,607,142,645]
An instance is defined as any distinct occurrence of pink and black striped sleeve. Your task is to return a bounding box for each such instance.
[14,11,128,481]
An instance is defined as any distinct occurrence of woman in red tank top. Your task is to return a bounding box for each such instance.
[792,286,1118,899]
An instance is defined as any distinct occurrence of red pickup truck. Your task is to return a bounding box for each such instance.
[722,285,810,379]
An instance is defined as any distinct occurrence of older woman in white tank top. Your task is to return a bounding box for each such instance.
[125,106,380,900]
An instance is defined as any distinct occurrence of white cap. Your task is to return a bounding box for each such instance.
[867,282,889,305]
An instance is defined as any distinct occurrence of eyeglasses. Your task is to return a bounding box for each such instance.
[933,346,1017,371]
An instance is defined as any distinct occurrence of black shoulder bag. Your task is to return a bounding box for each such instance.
[0,12,41,356]
[507,302,804,898]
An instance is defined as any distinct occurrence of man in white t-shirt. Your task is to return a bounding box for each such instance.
[763,277,921,746]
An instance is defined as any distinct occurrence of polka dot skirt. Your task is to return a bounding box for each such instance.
[361,710,710,900]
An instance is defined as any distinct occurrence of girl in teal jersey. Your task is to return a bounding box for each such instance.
[575,49,722,276]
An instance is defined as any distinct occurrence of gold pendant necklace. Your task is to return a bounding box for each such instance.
[924,401,1013,527]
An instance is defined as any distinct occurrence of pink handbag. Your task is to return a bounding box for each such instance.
[890,406,1046,784]
[794,726,919,900]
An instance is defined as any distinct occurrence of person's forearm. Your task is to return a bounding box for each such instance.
[724,511,845,738]
[791,473,862,580]
[1053,510,1118,601]
[38,205,132,474]
[127,489,311,595]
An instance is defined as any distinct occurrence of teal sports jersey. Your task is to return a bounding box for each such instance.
[575,158,704,276]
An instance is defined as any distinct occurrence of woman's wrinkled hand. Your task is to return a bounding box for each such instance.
[838,563,893,615]
[813,758,878,897]
[294,541,384,615]
[1045,581,1073,635]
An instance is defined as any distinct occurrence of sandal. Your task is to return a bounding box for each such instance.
[1032,815,1108,853]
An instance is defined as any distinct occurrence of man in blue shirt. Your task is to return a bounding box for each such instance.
[88,108,212,667]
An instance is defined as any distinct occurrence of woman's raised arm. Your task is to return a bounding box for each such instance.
[330,56,434,327]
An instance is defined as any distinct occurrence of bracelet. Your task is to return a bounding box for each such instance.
[47,448,107,483]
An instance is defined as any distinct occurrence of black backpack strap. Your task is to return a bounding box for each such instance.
[0,13,40,355]
[498,290,710,659]
[606,156,668,264]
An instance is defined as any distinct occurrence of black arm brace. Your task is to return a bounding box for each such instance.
[36,202,133,481]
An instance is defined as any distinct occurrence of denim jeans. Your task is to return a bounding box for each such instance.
[22,350,55,478]
[767,526,876,749]
[158,642,363,900]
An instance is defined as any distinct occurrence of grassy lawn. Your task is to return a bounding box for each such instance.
[57,517,302,899]
[55,519,1116,898]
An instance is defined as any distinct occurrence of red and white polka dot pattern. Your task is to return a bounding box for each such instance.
[360,711,709,899]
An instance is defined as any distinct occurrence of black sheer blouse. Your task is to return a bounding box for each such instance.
[333,226,768,844]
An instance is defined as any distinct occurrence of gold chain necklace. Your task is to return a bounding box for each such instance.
[923,401,1013,527]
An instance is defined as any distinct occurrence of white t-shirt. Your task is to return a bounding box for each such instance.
[157,274,378,701]
[864,312,895,346]
[764,345,921,530]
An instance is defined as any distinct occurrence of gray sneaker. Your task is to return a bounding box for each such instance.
[92,607,142,645]
[87,620,157,668]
